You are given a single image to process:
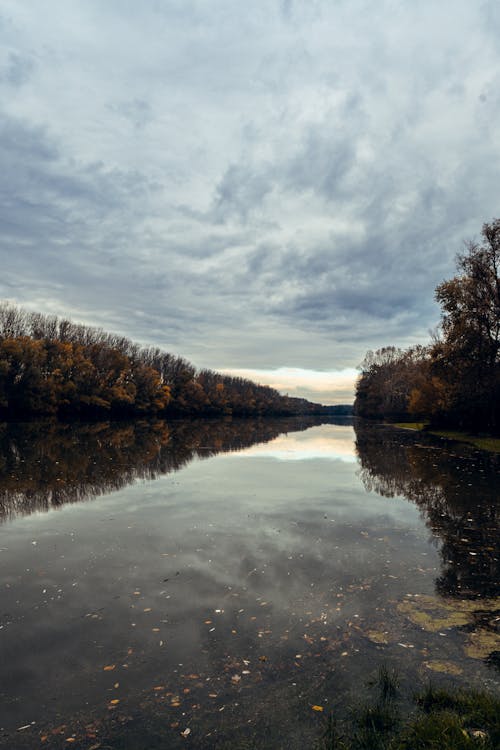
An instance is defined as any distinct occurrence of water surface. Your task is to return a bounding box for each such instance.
[0,418,498,748]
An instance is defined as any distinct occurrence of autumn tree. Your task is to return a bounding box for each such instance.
[355,219,500,431]
[354,346,428,419]
[0,302,324,418]
[434,218,500,429]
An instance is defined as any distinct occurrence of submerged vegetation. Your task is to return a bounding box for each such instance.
[355,219,500,434]
[0,302,326,419]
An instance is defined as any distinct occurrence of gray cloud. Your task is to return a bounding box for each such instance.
[0,50,34,86]
[0,0,499,397]
[109,98,154,130]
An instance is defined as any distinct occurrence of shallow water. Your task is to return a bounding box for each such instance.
[0,418,498,748]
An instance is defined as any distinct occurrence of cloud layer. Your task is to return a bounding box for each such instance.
[1,1,500,402]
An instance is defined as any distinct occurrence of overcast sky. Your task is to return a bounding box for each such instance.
[1,1,499,403]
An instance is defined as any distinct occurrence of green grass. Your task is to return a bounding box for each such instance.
[316,669,500,750]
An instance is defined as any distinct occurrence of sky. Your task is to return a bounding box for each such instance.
[1,1,499,404]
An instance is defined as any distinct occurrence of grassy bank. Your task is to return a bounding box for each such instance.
[317,668,500,750]
[392,423,500,453]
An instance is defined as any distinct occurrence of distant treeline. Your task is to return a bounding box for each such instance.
[0,302,326,419]
[322,404,353,416]
[355,219,500,433]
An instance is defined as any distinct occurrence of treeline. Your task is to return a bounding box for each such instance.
[0,302,324,419]
[355,219,500,433]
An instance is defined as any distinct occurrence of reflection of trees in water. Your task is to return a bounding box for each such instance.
[0,417,329,522]
[354,420,500,599]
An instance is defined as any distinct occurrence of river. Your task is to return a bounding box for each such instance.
[0,418,498,748]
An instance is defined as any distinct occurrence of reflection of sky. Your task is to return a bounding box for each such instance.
[0,421,495,744]
[231,424,357,463]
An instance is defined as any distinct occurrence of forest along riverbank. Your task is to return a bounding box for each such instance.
[0,418,498,749]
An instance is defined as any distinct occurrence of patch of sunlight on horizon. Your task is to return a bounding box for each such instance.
[220,366,357,405]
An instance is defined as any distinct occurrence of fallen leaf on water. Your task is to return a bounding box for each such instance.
[153,686,165,691]
[143,608,152,612]
[109,699,120,705]
[231,674,241,683]
[65,739,76,743]
[181,728,191,737]
[312,705,324,712]
[103,665,116,671]
[114,683,119,689]
[258,655,267,662]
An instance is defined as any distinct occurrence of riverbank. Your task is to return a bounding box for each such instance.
[392,423,500,453]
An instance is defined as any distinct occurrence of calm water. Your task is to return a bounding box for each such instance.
[0,418,498,748]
